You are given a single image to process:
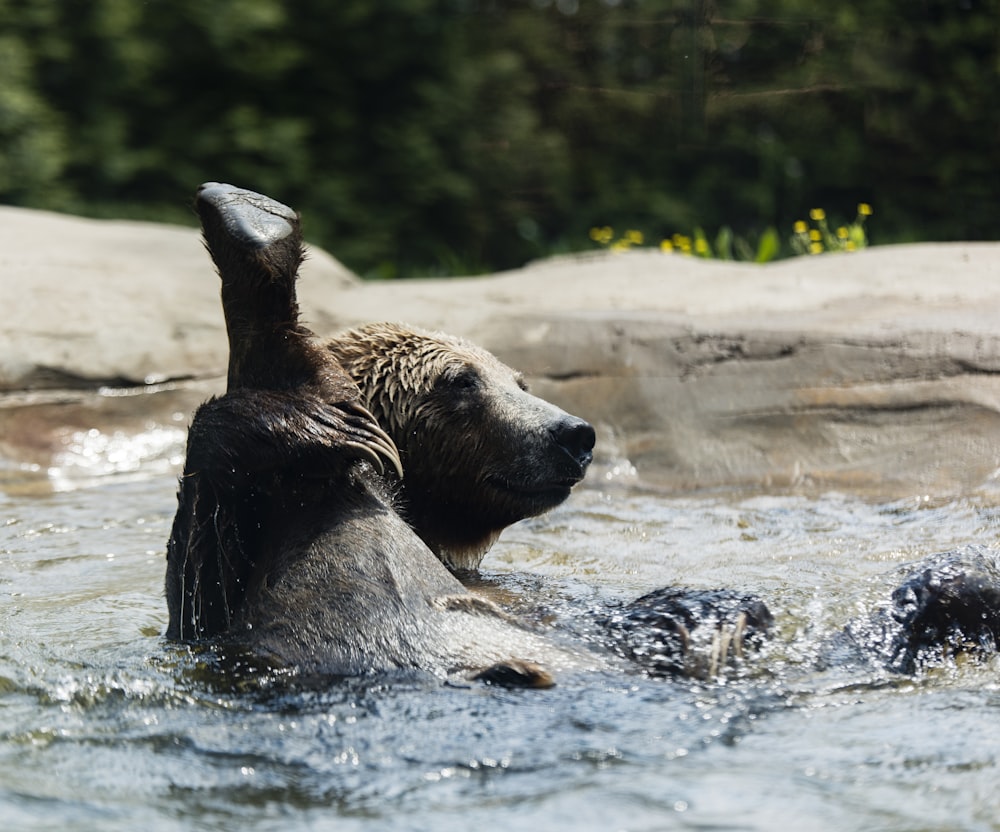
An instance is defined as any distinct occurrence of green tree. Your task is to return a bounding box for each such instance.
[0,0,997,275]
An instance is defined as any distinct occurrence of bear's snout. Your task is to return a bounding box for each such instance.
[549,415,596,471]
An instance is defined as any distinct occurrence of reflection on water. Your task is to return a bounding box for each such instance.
[0,424,187,497]
[46,426,186,492]
[1,444,999,830]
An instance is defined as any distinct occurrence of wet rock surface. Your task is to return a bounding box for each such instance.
[3,204,1000,495]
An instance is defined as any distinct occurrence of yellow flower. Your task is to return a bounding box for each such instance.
[808,229,822,242]
[610,239,631,252]
[858,203,873,216]
[845,241,857,252]
[809,208,826,221]
[589,226,614,245]
[625,229,644,245]
[793,220,808,234]
[837,226,849,239]
[694,238,709,255]
[809,241,823,255]
[660,239,673,253]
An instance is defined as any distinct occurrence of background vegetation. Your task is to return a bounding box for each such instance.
[1,0,997,277]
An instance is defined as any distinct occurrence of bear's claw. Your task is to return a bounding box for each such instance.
[471,659,556,688]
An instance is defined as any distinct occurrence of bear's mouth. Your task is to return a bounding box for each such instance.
[486,474,581,501]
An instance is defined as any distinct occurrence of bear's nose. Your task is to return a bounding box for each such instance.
[550,416,596,469]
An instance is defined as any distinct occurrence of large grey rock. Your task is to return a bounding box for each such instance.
[2,204,1000,496]
[331,245,1000,495]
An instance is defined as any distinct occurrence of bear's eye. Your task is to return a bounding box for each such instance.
[443,365,480,391]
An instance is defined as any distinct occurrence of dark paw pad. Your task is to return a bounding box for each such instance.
[197,182,297,250]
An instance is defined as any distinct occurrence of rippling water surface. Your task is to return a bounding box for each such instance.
[1,432,999,831]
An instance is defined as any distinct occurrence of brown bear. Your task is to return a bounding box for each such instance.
[164,182,595,685]
[325,323,596,572]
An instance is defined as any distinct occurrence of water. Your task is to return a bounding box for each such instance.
[2,431,999,831]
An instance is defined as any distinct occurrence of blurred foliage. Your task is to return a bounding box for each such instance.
[0,0,997,277]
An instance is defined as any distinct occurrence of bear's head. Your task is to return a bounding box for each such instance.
[326,323,595,571]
